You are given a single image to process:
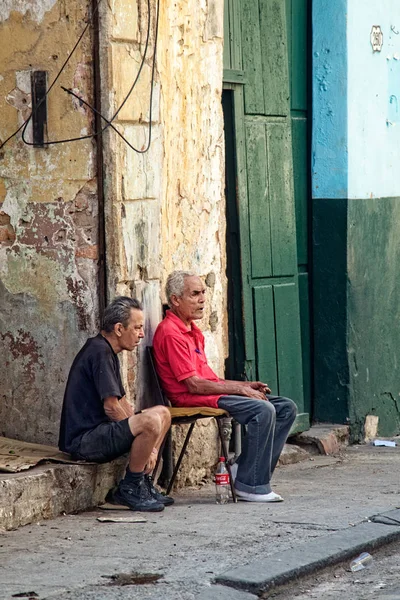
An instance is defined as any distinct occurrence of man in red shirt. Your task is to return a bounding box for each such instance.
[153,271,297,502]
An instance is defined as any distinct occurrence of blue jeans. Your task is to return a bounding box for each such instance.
[218,395,297,495]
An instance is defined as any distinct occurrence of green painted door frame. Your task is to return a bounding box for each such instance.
[223,0,310,433]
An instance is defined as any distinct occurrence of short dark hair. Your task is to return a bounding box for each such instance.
[102,297,142,333]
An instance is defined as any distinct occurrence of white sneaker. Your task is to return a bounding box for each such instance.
[235,488,284,503]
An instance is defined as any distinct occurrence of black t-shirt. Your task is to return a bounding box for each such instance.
[58,334,125,453]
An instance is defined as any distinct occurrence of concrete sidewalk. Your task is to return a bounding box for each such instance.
[1,444,400,599]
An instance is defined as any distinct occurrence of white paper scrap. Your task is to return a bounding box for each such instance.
[97,516,147,523]
[372,439,397,447]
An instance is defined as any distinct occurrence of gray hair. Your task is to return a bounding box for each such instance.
[166,271,197,307]
[102,296,142,332]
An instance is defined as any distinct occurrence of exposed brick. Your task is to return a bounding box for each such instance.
[0,211,11,226]
[75,245,99,260]
[318,432,342,455]
[0,224,16,244]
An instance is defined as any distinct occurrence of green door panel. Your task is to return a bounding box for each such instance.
[267,122,297,277]
[241,0,265,114]
[245,121,273,279]
[224,0,242,71]
[259,0,290,116]
[223,0,231,70]
[224,0,310,432]
[274,282,304,411]
[242,0,290,117]
[253,285,279,392]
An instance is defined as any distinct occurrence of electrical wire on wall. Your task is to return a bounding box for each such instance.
[0,0,159,154]
[0,0,103,150]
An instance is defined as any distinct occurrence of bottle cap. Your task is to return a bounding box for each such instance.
[219,457,225,462]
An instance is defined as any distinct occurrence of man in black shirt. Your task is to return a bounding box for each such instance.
[59,297,172,512]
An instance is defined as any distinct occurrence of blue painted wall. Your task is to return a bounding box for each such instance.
[312,0,348,199]
[312,0,400,437]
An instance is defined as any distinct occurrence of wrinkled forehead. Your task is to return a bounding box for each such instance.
[184,276,205,293]
[127,308,144,325]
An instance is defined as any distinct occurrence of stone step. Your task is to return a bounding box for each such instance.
[0,459,125,531]
[278,442,310,466]
[293,423,349,456]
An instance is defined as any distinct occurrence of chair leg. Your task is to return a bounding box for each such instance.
[166,422,195,496]
[216,417,237,503]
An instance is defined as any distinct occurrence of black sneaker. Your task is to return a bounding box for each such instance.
[144,475,175,506]
[113,477,165,512]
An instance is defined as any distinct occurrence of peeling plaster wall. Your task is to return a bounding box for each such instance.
[158,0,226,367]
[100,0,225,484]
[0,2,100,444]
[313,0,400,438]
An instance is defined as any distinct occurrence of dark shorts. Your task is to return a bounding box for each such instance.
[72,419,134,463]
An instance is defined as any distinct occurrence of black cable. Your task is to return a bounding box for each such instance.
[0,0,103,150]
[97,0,159,153]
[107,0,152,125]
[61,86,142,153]
[99,0,159,153]
[22,0,156,150]
[2,0,159,153]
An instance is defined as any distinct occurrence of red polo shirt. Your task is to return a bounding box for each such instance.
[152,310,221,408]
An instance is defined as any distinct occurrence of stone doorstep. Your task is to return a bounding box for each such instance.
[215,509,400,595]
[278,443,310,466]
[0,459,125,531]
[293,424,350,456]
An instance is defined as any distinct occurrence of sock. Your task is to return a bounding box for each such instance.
[122,468,144,486]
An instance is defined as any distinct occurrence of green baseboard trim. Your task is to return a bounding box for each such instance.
[289,412,309,435]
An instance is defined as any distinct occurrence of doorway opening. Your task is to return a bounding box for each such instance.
[223,89,245,383]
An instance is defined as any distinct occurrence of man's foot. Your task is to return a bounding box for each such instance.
[144,475,174,506]
[113,478,165,512]
[235,488,284,502]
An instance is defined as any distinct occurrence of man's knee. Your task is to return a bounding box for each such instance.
[257,400,276,422]
[280,398,297,422]
[157,405,171,428]
[130,410,163,437]
[146,405,171,431]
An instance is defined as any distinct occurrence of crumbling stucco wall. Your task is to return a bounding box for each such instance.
[100,0,226,484]
[0,2,100,444]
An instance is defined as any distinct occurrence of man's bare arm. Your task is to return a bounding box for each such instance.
[184,376,267,400]
[220,379,272,394]
[104,396,134,421]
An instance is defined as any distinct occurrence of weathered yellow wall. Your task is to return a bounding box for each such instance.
[100,0,226,484]
[0,2,100,444]
[0,0,227,484]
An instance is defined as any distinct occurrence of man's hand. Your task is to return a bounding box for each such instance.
[246,381,272,395]
[144,447,158,475]
[240,386,269,401]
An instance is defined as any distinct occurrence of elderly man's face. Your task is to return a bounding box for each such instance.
[117,308,145,351]
[173,276,206,324]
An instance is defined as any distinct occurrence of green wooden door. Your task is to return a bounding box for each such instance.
[223,0,310,432]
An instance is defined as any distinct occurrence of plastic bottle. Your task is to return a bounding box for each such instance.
[350,552,373,572]
[215,456,230,504]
